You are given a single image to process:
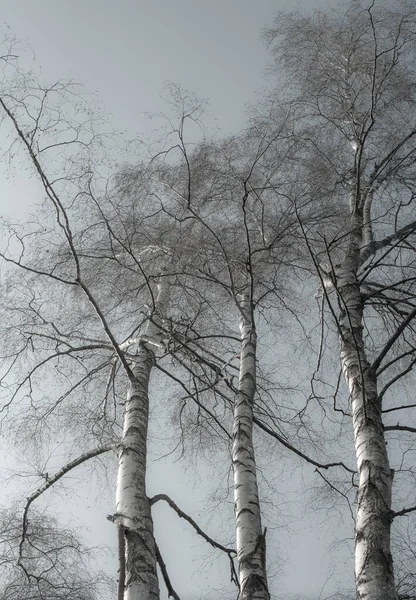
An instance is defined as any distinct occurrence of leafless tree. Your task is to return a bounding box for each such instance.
[0,72,242,600]
[132,115,359,598]
[0,64,348,599]
[4,9,414,599]
[263,1,416,598]
[0,508,111,600]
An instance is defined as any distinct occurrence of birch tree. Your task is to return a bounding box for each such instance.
[0,75,240,600]
[134,110,366,597]
[0,22,386,600]
[264,1,416,598]
[142,129,345,599]
[112,134,270,599]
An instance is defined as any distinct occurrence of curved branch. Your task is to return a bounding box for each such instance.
[253,416,356,474]
[0,251,77,286]
[19,443,117,566]
[149,493,236,556]
[0,346,112,415]
[379,357,416,401]
[315,468,354,520]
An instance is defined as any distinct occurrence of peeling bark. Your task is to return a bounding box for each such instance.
[232,295,269,600]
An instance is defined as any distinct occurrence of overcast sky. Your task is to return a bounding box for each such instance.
[0,0,332,219]
[3,0,334,137]
[0,2,355,599]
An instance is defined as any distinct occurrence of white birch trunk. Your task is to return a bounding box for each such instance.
[232,295,269,600]
[115,275,170,600]
[338,211,398,600]
[115,347,159,600]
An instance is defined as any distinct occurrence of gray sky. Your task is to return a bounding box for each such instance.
[0,1,355,599]
[4,0,326,138]
[0,0,327,219]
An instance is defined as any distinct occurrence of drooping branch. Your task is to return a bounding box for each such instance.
[253,416,356,474]
[0,345,112,415]
[0,250,78,286]
[150,493,238,587]
[149,493,236,556]
[315,468,354,520]
[19,443,117,565]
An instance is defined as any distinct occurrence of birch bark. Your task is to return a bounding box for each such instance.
[115,275,170,600]
[338,208,397,600]
[232,294,269,600]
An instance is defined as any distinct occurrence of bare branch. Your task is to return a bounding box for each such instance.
[315,469,354,520]
[19,443,117,565]
[393,505,416,519]
[383,403,416,414]
[149,493,236,556]
[371,307,416,373]
[384,425,416,434]
[253,416,356,474]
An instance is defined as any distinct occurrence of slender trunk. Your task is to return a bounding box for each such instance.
[338,213,397,600]
[232,295,269,600]
[115,275,170,600]
[116,347,159,600]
